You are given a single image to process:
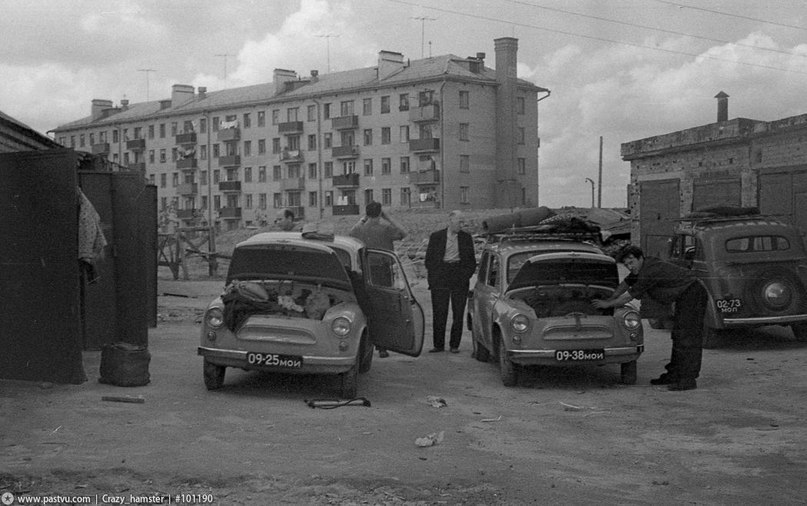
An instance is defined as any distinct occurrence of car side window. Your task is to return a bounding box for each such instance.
[477,251,489,283]
[366,250,406,290]
[488,255,500,288]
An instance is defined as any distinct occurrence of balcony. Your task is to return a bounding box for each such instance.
[409,103,440,122]
[176,209,196,220]
[217,127,240,142]
[218,181,242,192]
[219,207,242,219]
[280,177,306,191]
[278,121,303,134]
[332,145,359,159]
[91,142,110,155]
[409,138,440,153]
[409,169,440,185]
[280,149,304,163]
[128,162,146,173]
[177,158,197,170]
[177,183,198,195]
[175,132,197,145]
[332,115,359,130]
[332,204,360,216]
[218,155,241,167]
[332,173,359,187]
[126,138,146,151]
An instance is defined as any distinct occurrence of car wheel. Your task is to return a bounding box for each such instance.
[620,360,637,385]
[340,364,358,398]
[470,315,491,363]
[498,337,518,387]
[791,323,807,342]
[203,360,225,390]
[702,326,723,349]
[358,334,373,374]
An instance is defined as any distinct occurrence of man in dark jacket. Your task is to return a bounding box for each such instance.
[593,245,708,391]
[425,210,477,353]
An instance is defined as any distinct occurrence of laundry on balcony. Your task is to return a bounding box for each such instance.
[179,146,196,159]
[220,119,239,130]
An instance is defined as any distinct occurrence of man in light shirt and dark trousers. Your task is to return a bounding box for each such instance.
[425,210,477,353]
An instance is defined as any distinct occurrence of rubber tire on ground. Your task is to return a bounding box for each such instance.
[791,323,807,342]
[340,364,358,398]
[702,326,723,349]
[358,334,373,374]
[498,337,518,387]
[620,360,637,385]
[470,315,491,363]
[203,360,226,390]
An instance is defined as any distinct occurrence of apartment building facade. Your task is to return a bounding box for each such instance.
[52,37,548,230]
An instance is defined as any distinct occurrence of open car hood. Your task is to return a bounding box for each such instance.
[507,251,618,292]
[227,240,352,287]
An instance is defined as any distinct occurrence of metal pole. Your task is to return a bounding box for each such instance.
[598,136,603,208]
[585,178,595,208]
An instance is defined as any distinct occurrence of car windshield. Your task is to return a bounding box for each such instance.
[508,259,618,291]
[227,244,351,285]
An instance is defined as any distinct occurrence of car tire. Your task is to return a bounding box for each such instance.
[791,323,807,342]
[702,326,723,349]
[470,315,491,363]
[203,360,226,390]
[358,334,373,374]
[620,360,637,385]
[498,337,518,387]
[340,364,358,398]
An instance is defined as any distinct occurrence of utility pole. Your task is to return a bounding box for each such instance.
[215,54,234,83]
[316,34,340,73]
[137,69,155,101]
[598,136,603,208]
[411,16,436,58]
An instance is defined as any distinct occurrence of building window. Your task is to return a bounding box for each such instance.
[459,90,469,109]
[272,138,280,154]
[171,148,178,162]
[287,134,300,151]
[243,113,251,128]
[287,107,299,122]
[271,110,279,125]
[213,144,220,158]
[245,194,253,209]
[308,134,317,151]
[382,188,392,205]
[325,191,333,206]
[214,195,221,210]
[400,187,411,206]
[172,172,179,187]
[213,170,220,183]
[159,149,166,163]
[200,145,207,160]
[308,163,317,178]
[400,156,410,174]
[257,111,265,127]
[309,191,317,207]
[324,161,333,178]
[149,150,155,163]
[517,96,525,115]
[244,167,252,183]
[399,93,409,111]
[323,103,331,120]
[459,123,469,141]
[258,166,267,182]
[307,104,316,122]
[324,133,332,149]
[272,165,282,181]
[381,96,390,114]
[340,100,354,116]
[381,127,391,144]
[160,173,166,188]
[273,193,283,208]
[364,159,373,176]
[148,125,154,139]
[148,174,155,185]
[258,139,266,154]
[111,130,118,143]
[243,140,251,157]
[201,170,208,186]
[361,129,372,146]
[517,158,526,175]
[364,189,374,206]
[259,193,267,209]
[460,186,469,204]
[112,153,118,163]
[460,155,470,173]
[171,122,178,136]
[288,164,300,178]
[200,118,207,134]
[517,127,525,145]
[418,90,434,106]
[400,125,409,143]
[381,157,391,175]
[159,124,166,138]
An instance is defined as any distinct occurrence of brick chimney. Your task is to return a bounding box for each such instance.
[120,98,129,110]
[198,86,207,99]
[273,68,297,94]
[494,37,520,207]
[172,84,195,106]
[310,70,319,83]
[715,91,729,122]
[377,50,404,80]
[91,99,113,120]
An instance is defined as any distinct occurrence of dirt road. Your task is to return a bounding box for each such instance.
[1,279,806,504]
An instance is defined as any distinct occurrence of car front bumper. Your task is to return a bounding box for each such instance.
[508,344,644,366]
[198,346,356,375]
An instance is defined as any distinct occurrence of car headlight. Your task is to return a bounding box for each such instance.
[622,310,641,330]
[332,316,352,337]
[510,313,530,333]
[205,307,224,329]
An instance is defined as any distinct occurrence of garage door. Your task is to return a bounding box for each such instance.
[759,169,807,234]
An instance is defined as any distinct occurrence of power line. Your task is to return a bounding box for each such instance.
[383,0,807,75]
[648,0,807,32]
[502,0,807,60]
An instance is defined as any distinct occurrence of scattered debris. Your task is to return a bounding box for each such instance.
[426,396,447,408]
[480,416,502,423]
[101,396,145,404]
[305,398,371,409]
[415,431,445,447]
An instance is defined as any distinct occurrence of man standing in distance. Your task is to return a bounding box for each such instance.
[425,210,477,353]
[274,208,299,231]
[349,201,407,357]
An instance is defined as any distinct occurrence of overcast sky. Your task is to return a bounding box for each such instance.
[2,0,805,208]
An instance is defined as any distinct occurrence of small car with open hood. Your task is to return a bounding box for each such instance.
[467,219,644,386]
[198,229,424,397]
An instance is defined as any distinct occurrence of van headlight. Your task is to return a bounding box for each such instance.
[205,307,224,329]
[622,310,641,330]
[332,316,352,337]
[511,313,530,333]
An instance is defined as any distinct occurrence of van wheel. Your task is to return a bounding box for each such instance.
[702,326,722,349]
[620,360,637,385]
[203,360,226,390]
[791,323,807,342]
[340,364,358,398]
[358,334,373,373]
[498,338,518,387]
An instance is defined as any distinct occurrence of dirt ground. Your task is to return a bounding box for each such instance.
[2,276,806,505]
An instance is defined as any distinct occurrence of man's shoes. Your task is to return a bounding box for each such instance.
[650,373,676,385]
[667,379,697,391]
[378,350,389,358]
[449,348,460,354]
[428,348,445,353]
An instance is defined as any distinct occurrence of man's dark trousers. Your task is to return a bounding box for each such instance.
[431,285,469,350]
[667,281,708,380]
